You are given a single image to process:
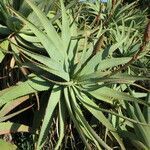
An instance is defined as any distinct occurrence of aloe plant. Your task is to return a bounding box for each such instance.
[111,89,150,150]
[0,0,149,149]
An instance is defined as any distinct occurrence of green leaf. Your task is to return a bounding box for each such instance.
[24,0,66,58]
[126,103,150,147]
[0,25,11,35]
[37,85,61,149]
[74,88,125,150]
[0,139,17,150]
[143,93,150,124]
[64,87,91,149]
[0,104,33,122]
[0,74,50,107]
[10,42,69,81]
[80,74,150,85]
[0,40,9,62]
[70,87,112,150]
[0,122,32,134]
[55,98,66,150]
[18,33,40,43]
[0,50,5,63]
[86,87,150,106]
[78,51,103,76]
[97,57,132,71]
[0,95,29,117]
[60,0,71,51]
[8,6,63,63]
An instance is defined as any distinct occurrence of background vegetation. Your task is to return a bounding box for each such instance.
[0,0,149,149]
